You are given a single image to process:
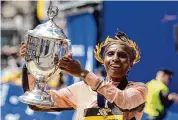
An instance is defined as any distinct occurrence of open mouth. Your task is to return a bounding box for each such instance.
[110,64,121,69]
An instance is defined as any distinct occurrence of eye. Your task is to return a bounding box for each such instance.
[107,51,114,57]
[118,52,128,58]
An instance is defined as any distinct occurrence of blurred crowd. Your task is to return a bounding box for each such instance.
[1,1,36,86]
[1,45,24,85]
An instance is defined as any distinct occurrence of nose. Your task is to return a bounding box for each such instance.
[112,53,120,62]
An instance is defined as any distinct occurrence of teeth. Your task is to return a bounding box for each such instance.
[112,66,120,68]
[111,65,120,67]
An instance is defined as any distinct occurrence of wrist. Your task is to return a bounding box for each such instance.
[80,69,89,79]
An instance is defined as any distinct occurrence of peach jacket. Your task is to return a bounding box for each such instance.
[40,72,147,120]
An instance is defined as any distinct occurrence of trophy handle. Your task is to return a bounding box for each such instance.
[62,39,71,56]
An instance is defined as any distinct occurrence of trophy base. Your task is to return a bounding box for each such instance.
[19,90,54,107]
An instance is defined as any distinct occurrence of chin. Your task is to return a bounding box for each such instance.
[108,70,127,78]
[109,72,124,78]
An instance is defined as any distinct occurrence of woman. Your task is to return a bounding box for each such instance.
[20,31,147,120]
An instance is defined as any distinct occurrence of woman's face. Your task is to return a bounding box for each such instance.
[104,43,133,78]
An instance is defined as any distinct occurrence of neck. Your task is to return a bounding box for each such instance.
[156,78,167,85]
[106,75,127,83]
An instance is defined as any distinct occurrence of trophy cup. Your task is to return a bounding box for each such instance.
[18,3,71,107]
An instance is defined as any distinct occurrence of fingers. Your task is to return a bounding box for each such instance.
[59,60,69,67]
[20,41,26,49]
[168,94,173,100]
[62,55,73,62]
[57,62,68,71]
[57,59,70,67]
[59,66,68,71]
[64,52,73,59]
[20,45,26,57]
[19,42,27,57]
[68,52,73,58]
[57,57,73,71]
[21,41,25,45]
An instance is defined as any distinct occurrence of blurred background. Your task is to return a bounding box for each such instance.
[1,1,178,120]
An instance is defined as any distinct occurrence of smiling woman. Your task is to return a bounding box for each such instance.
[104,44,132,79]
[20,30,147,120]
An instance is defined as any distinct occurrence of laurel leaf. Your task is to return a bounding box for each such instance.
[94,36,141,65]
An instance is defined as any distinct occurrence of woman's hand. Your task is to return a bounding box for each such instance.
[168,92,178,103]
[19,42,27,58]
[57,53,89,79]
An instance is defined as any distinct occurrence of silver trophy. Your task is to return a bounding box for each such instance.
[18,3,71,107]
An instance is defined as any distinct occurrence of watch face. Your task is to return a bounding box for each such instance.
[81,72,85,77]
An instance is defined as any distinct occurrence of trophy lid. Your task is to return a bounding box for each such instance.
[27,20,67,40]
[27,4,67,40]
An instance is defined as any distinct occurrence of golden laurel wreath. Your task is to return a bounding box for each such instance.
[94,36,141,65]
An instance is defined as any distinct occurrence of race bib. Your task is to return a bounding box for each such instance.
[84,108,123,120]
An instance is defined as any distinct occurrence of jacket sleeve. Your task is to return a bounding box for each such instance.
[84,72,148,110]
[159,91,173,108]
